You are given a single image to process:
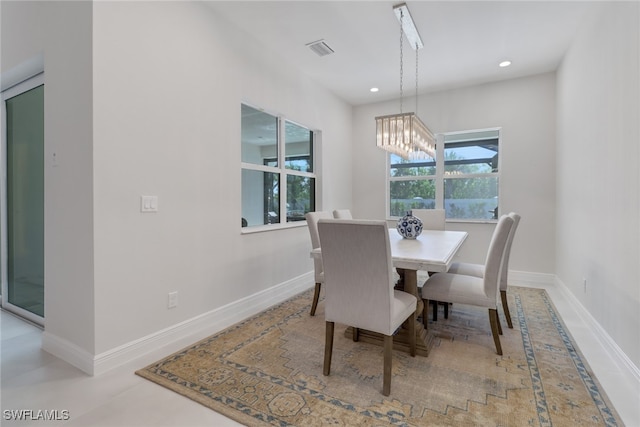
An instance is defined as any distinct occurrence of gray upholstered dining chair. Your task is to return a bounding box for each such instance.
[447,212,521,328]
[421,215,514,355]
[304,211,333,316]
[332,209,352,219]
[318,219,417,396]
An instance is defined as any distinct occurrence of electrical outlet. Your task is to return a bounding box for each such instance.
[168,291,178,309]
[583,278,587,293]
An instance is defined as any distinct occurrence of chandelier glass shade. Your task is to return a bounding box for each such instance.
[376,112,435,160]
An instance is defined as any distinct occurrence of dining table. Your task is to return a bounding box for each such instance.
[311,228,468,356]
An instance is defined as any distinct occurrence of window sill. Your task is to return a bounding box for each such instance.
[446,219,498,225]
[241,221,307,234]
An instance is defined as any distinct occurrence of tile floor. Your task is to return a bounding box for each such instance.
[1,312,242,426]
[1,283,638,427]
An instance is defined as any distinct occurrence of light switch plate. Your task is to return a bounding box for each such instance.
[168,291,178,309]
[140,195,158,213]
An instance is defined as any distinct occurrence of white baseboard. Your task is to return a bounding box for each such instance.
[42,272,314,376]
[551,277,640,383]
[509,270,556,286]
[41,331,96,375]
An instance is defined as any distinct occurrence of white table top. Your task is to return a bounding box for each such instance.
[387,229,468,272]
[311,229,468,273]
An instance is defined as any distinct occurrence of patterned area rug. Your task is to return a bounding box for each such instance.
[136,286,623,426]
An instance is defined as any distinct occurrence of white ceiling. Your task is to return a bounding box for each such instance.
[206,1,602,106]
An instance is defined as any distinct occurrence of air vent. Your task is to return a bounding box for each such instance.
[306,39,334,57]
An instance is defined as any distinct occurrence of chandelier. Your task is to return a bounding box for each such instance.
[375,3,435,160]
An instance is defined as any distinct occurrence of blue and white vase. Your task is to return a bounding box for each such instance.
[397,210,423,239]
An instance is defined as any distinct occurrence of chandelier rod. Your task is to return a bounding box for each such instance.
[415,41,419,116]
[399,8,404,114]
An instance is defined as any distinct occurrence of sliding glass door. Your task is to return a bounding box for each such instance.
[1,74,44,324]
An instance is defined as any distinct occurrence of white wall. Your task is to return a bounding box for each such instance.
[1,1,95,355]
[352,73,557,274]
[556,2,640,369]
[2,1,352,369]
[91,2,352,356]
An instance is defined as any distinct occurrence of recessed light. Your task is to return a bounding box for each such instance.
[370,87,379,93]
[499,60,512,68]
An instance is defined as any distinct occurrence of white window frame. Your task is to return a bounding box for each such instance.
[241,104,319,233]
[387,127,501,223]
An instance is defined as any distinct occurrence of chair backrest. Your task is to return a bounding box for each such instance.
[499,212,521,291]
[332,209,352,219]
[318,219,395,335]
[411,209,445,230]
[305,211,334,282]
[482,215,514,299]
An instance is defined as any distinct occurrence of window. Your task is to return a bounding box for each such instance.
[389,129,500,221]
[241,104,317,229]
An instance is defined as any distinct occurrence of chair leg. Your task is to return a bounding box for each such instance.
[310,282,321,316]
[430,302,450,321]
[353,327,360,342]
[489,309,503,355]
[323,321,334,376]
[383,335,393,396]
[497,311,503,335]
[422,299,429,329]
[501,290,513,328]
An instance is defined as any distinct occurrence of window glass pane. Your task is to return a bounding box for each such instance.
[5,84,45,317]
[242,169,280,226]
[390,179,436,216]
[285,121,313,172]
[241,103,317,230]
[390,153,436,177]
[444,177,498,220]
[444,130,499,174]
[287,176,315,222]
[241,104,278,166]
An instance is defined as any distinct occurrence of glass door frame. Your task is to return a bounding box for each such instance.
[1,72,45,326]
